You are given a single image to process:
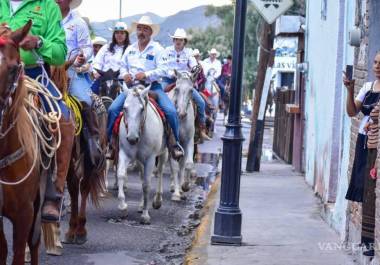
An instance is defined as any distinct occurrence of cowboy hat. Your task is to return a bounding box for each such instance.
[70,0,82,9]
[108,21,131,34]
[208,48,220,57]
[193,49,201,56]
[92,36,107,46]
[131,15,160,37]
[169,28,188,40]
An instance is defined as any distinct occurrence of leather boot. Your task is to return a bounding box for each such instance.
[42,116,75,222]
[81,102,103,167]
[200,123,211,141]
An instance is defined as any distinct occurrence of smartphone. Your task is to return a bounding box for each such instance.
[346,65,353,81]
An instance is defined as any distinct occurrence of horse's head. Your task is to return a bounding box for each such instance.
[0,21,32,125]
[98,69,121,99]
[173,70,194,119]
[122,84,150,145]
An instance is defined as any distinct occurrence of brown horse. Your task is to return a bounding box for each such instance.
[50,66,107,246]
[0,22,49,265]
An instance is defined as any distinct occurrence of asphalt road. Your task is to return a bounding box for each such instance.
[3,113,273,265]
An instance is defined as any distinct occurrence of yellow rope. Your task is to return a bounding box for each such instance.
[63,93,83,136]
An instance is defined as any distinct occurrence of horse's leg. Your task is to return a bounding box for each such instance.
[140,157,154,224]
[76,180,89,245]
[12,211,33,265]
[169,158,181,202]
[0,226,7,265]
[117,149,128,212]
[152,151,168,210]
[64,172,79,244]
[182,139,194,193]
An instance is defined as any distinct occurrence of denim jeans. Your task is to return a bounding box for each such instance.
[67,68,93,106]
[25,67,70,120]
[161,77,206,124]
[107,82,180,142]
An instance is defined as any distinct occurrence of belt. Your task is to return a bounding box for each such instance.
[24,64,40,69]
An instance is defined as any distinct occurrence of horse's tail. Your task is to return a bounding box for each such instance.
[50,65,68,95]
[41,223,57,251]
[84,111,107,207]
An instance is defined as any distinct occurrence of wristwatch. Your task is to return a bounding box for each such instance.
[36,37,43,49]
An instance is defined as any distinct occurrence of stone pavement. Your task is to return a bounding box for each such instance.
[186,158,357,265]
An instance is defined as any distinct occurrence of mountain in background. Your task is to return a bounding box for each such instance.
[91,6,220,46]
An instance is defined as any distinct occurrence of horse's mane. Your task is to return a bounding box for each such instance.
[7,78,37,162]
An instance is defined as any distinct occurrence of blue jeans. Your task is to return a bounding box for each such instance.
[107,82,180,142]
[25,67,70,120]
[67,68,93,106]
[216,76,226,98]
[161,77,206,124]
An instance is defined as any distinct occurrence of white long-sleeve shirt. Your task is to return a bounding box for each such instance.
[92,44,125,73]
[62,10,92,62]
[159,46,197,78]
[202,57,222,79]
[120,40,165,82]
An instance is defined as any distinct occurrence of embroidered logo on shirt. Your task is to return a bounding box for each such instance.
[34,6,41,12]
[146,54,154,61]
[67,25,75,31]
[129,50,136,55]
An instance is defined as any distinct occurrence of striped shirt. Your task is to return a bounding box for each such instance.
[367,104,380,149]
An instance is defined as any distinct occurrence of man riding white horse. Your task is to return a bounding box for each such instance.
[56,0,103,200]
[107,15,184,159]
[202,48,222,81]
[160,28,211,141]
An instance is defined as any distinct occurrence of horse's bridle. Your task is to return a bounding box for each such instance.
[0,37,23,139]
[174,73,193,112]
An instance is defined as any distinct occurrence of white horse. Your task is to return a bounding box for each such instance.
[117,85,168,224]
[168,71,196,201]
[205,68,220,113]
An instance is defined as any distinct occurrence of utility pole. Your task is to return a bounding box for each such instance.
[119,0,122,21]
[246,22,274,172]
[211,0,247,245]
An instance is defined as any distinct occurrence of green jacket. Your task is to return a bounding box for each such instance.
[0,0,67,66]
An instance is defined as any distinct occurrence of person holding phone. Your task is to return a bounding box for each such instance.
[343,52,380,256]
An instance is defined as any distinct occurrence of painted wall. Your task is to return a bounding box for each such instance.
[304,0,355,236]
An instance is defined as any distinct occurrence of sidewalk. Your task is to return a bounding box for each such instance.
[186,158,357,265]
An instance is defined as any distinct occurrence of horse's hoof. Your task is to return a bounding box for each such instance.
[190,170,197,178]
[137,206,143,213]
[75,234,88,245]
[62,233,76,245]
[171,194,181,202]
[118,202,128,211]
[46,246,63,256]
[140,215,151,225]
[181,182,190,192]
[181,193,187,200]
[170,184,175,193]
[152,200,162,210]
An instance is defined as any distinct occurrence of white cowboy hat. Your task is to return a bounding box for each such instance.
[193,49,201,56]
[208,48,220,57]
[70,0,82,9]
[131,15,160,37]
[169,28,188,40]
[92,36,107,46]
[108,21,131,34]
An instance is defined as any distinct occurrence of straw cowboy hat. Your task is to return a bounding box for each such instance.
[108,21,131,34]
[92,36,107,46]
[169,28,188,40]
[208,48,220,57]
[131,15,160,37]
[70,0,82,9]
[193,49,201,56]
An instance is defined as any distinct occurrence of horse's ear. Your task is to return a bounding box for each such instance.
[173,69,180,79]
[140,85,151,98]
[94,68,105,76]
[10,20,32,45]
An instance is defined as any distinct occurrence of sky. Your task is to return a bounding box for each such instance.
[77,0,231,22]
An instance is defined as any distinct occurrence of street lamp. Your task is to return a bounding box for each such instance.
[119,0,122,21]
[211,0,247,245]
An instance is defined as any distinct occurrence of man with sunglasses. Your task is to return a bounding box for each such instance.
[160,28,211,141]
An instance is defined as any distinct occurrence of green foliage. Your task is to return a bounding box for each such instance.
[188,2,260,98]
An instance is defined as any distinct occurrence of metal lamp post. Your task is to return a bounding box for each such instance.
[119,0,122,21]
[211,0,247,245]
